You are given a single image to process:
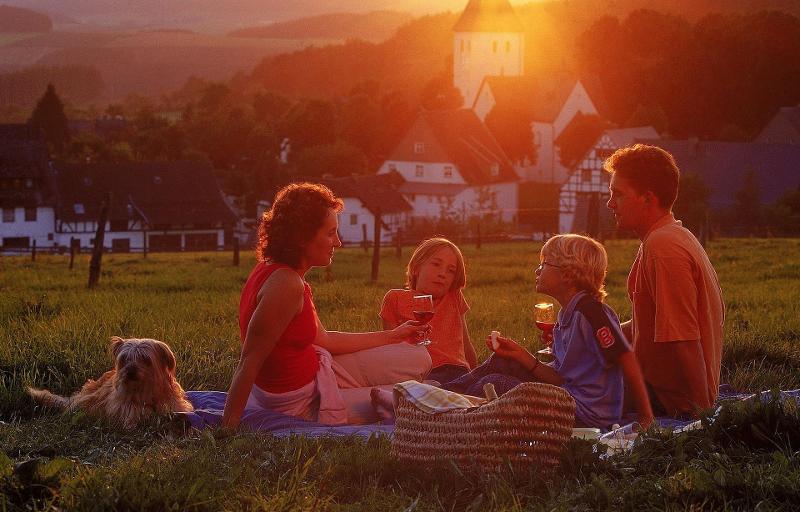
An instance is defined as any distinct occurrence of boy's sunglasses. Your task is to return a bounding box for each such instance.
[536,261,562,271]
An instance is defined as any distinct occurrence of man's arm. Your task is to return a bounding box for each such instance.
[618,351,653,430]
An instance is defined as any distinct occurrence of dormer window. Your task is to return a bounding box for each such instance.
[414,143,425,154]
[490,163,500,177]
[444,166,453,179]
[74,203,85,214]
[415,165,424,177]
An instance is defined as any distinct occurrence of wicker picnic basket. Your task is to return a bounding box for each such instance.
[391,382,576,470]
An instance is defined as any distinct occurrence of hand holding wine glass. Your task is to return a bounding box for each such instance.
[412,294,434,346]
[534,302,555,356]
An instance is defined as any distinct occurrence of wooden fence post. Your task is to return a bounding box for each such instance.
[88,192,112,289]
[371,210,382,282]
[143,230,148,258]
[395,228,402,258]
[361,224,368,253]
[31,239,36,262]
[69,237,76,270]
[233,236,240,266]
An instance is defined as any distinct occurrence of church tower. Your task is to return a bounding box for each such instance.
[453,0,524,108]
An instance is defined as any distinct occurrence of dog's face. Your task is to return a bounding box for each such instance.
[109,336,177,393]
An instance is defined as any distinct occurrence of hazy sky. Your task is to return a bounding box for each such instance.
[4,0,535,32]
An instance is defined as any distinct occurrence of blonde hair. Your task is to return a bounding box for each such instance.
[541,234,608,301]
[406,237,466,291]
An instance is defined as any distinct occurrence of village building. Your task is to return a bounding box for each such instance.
[756,105,800,145]
[377,108,518,225]
[0,124,57,252]
[559,126,659,234]
[319,172,412,245]
[54,161,238,252]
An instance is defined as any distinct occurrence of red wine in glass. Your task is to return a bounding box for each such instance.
[534,303,556,356]
[412,294,434,346]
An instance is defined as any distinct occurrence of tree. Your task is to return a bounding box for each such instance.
[673,172,710,238]
[733,169,763,235]
[29,83,69,153]
[420,75,463,111]
[554,112,608,168]
[293,141,368,178]
[485,103,536,164]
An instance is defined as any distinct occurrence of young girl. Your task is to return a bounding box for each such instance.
[380,237,477,384]
[373,235,654,430]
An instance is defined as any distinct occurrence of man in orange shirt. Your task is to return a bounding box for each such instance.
[604,144,725,419]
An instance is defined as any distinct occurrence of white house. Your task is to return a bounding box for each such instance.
[377,108,519,223]
[0,124,58,252]
[54,161,238,252]
[319,172,412,245]
[558,126,659,234]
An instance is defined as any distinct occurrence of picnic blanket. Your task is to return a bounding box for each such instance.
[600,385,800,454]
[393,380,485,413]
[178,391,394,438]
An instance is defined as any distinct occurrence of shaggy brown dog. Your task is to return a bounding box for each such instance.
[27,336,193,428]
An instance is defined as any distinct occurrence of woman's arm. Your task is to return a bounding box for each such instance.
[487,334,564,386]
[618,351,654,430]
[221,270,304,429]
[462,315,477,369]
[314,319,428,355]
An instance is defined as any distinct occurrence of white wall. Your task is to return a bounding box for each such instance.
[337,197,404,245]
[54,228,224,250]
[377,160,466,184]
[0,207,55,248]
[473,84,496,121]
[553,82,599,138]
[454,32,524,108]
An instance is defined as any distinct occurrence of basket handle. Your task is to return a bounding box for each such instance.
[483,383,498,402]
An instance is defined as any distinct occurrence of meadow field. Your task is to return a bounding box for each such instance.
[2,239,800,510]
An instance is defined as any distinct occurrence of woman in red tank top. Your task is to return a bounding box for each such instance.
[222,183,430,429]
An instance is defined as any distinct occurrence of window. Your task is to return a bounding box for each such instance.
[2,208,14,223]
[490,163,500,176]
[82,177,92,186]
[24,207,36,222]
[388,163,397,172]
[414,142,425,154]
[582,169,592,183]
[25,179,33,188]
[350,214,358,225]
[493,41,498,53]
[415,165,424,177]
[153,176,162,185]
[505,41,511,53]
[444,166,453,179]
[460,39,464,53]
[74,203,85,215]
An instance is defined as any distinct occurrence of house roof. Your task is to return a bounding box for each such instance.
[54,161,238,227]
[389,109,517,185]
[0,124,55,209]
[604,126,660,148]
[756,106,800,143]
[319,172,412,215]
[453,0,524,33]
[479,72,601,123]
[641,139,800,210]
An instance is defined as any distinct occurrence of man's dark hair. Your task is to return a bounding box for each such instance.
[603,144,680,209]
[257,182,343,267]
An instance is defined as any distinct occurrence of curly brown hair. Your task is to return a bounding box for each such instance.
[257,182,343,267]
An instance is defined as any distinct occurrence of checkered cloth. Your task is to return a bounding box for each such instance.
[393,380,485,414]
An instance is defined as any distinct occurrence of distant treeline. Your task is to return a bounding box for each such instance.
[0,5,52,33]
[240,2,800,141]
[229,11,413,42]
[0,66,103,108]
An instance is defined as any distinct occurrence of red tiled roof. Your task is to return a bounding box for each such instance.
[319,171,412,215]
[388,109,517,185]
[453,0,524,33]
[54,161,238,227]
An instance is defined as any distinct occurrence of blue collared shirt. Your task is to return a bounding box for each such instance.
[550,291,631,427]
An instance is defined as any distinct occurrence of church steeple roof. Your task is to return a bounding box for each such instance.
[453,0,524,33]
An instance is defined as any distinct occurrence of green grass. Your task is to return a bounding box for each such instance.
[3,239,800,510]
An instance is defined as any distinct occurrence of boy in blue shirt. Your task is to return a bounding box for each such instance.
[444,234,653,430]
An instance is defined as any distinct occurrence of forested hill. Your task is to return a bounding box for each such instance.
[229,11,413,42]
[241,0,800,140]
[0,5,53,32]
